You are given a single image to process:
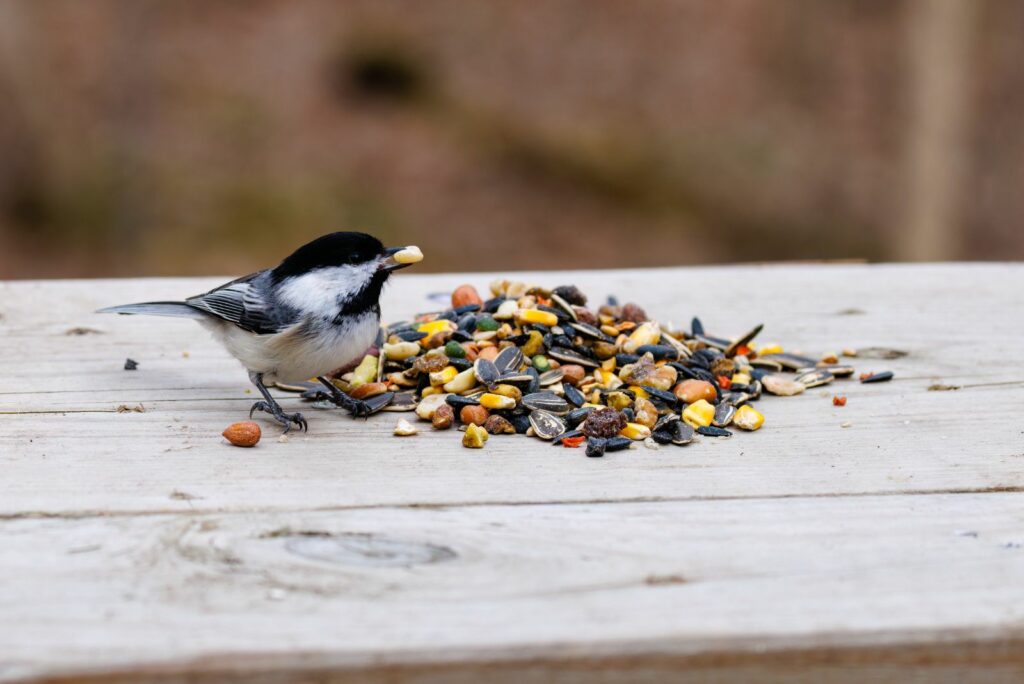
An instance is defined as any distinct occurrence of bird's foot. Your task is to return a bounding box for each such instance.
[319,383,373,418]
[249,400,308,433]
[335,394,374,418]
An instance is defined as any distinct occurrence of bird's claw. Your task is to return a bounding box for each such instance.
[249,400,308,433]
[346,399,373,419]
[323,388,372,418]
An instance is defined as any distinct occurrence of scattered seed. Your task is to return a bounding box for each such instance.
[393,419,417,436]
[223,421,261,447]
[733,405,764,431]
[860,371,894,384]
[462,424,489,448]
[432,404,455,430]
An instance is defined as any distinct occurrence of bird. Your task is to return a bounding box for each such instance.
[98,232,423,432]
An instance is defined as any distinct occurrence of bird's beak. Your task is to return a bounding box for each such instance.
[381,245,424,272]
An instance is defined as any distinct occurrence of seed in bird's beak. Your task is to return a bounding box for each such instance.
[383,245,424,272]
[392,246,423,265]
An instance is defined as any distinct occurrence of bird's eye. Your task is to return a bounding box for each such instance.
[348,253,363,264]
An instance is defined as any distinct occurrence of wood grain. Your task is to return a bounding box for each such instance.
[1,263,1022,682]
[3,493,1024,682]
[1,264,1022,516]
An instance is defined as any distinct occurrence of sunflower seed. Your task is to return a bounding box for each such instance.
[713,402,736,427]
[548,347,599,368]
[795,368,835,388]
[539,369,565,386]
[473,358,501,387]
[528,410,566,440]
[494,346,524,374]
[697,425,732,438]
[522,391,571,415]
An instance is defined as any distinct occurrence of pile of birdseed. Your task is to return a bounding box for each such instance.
[285,279,893,456]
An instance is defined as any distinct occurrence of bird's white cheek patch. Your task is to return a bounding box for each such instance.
[276,265,375,317]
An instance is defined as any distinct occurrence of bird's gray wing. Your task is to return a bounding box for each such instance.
[186,271,295,334]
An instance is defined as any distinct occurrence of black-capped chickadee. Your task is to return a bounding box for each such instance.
[99,232,423,432]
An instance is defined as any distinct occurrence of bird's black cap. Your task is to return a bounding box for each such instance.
[272,232,385,282]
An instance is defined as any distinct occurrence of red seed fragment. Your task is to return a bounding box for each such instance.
[561,436,586,448]
[833,395,847,407]
[717,375,732,390]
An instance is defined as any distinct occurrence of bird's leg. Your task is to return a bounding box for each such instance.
[317,376,373,418]
[248,372,308,432]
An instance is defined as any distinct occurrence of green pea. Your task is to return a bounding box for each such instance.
[476,316,499,332]
[532,355,551,372]
[444,341,466,359]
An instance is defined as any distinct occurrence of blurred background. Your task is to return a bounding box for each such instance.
[0,0,1021,279]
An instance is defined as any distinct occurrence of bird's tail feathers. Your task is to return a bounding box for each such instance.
[96,301,207,319]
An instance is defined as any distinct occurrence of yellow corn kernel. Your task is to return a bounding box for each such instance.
[462,423,489,448]
[600,324,621,337]
[479,393,516,410]
[731,372,752,386]
[491,384,522,403]
[349,355,378,388]
[421,386,442,398]
[516,308,558,327]
[628,385,650,400]
[622,322,661,354]
[734,405,764,431]
[605,391,632,410]
[417,319,456,336]
[601,357,616,372]
[756,343,783,356]
[592,369,622,390]
[620,422,652,440]
[442,367,477,393]
[682,399,715,428]
[430,366,458,387]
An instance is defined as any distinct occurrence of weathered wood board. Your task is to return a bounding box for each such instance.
[1,263,1023,682]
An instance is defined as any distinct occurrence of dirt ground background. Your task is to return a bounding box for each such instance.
[1,0,1021,279]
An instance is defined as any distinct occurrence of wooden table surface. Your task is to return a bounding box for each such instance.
[2,263,1023,683]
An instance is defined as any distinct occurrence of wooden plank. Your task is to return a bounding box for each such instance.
[2,492,1024,682]
[1,264,1023,516]
[1,383,1022,517]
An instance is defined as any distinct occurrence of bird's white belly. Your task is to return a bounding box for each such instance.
[202,312,380,384]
